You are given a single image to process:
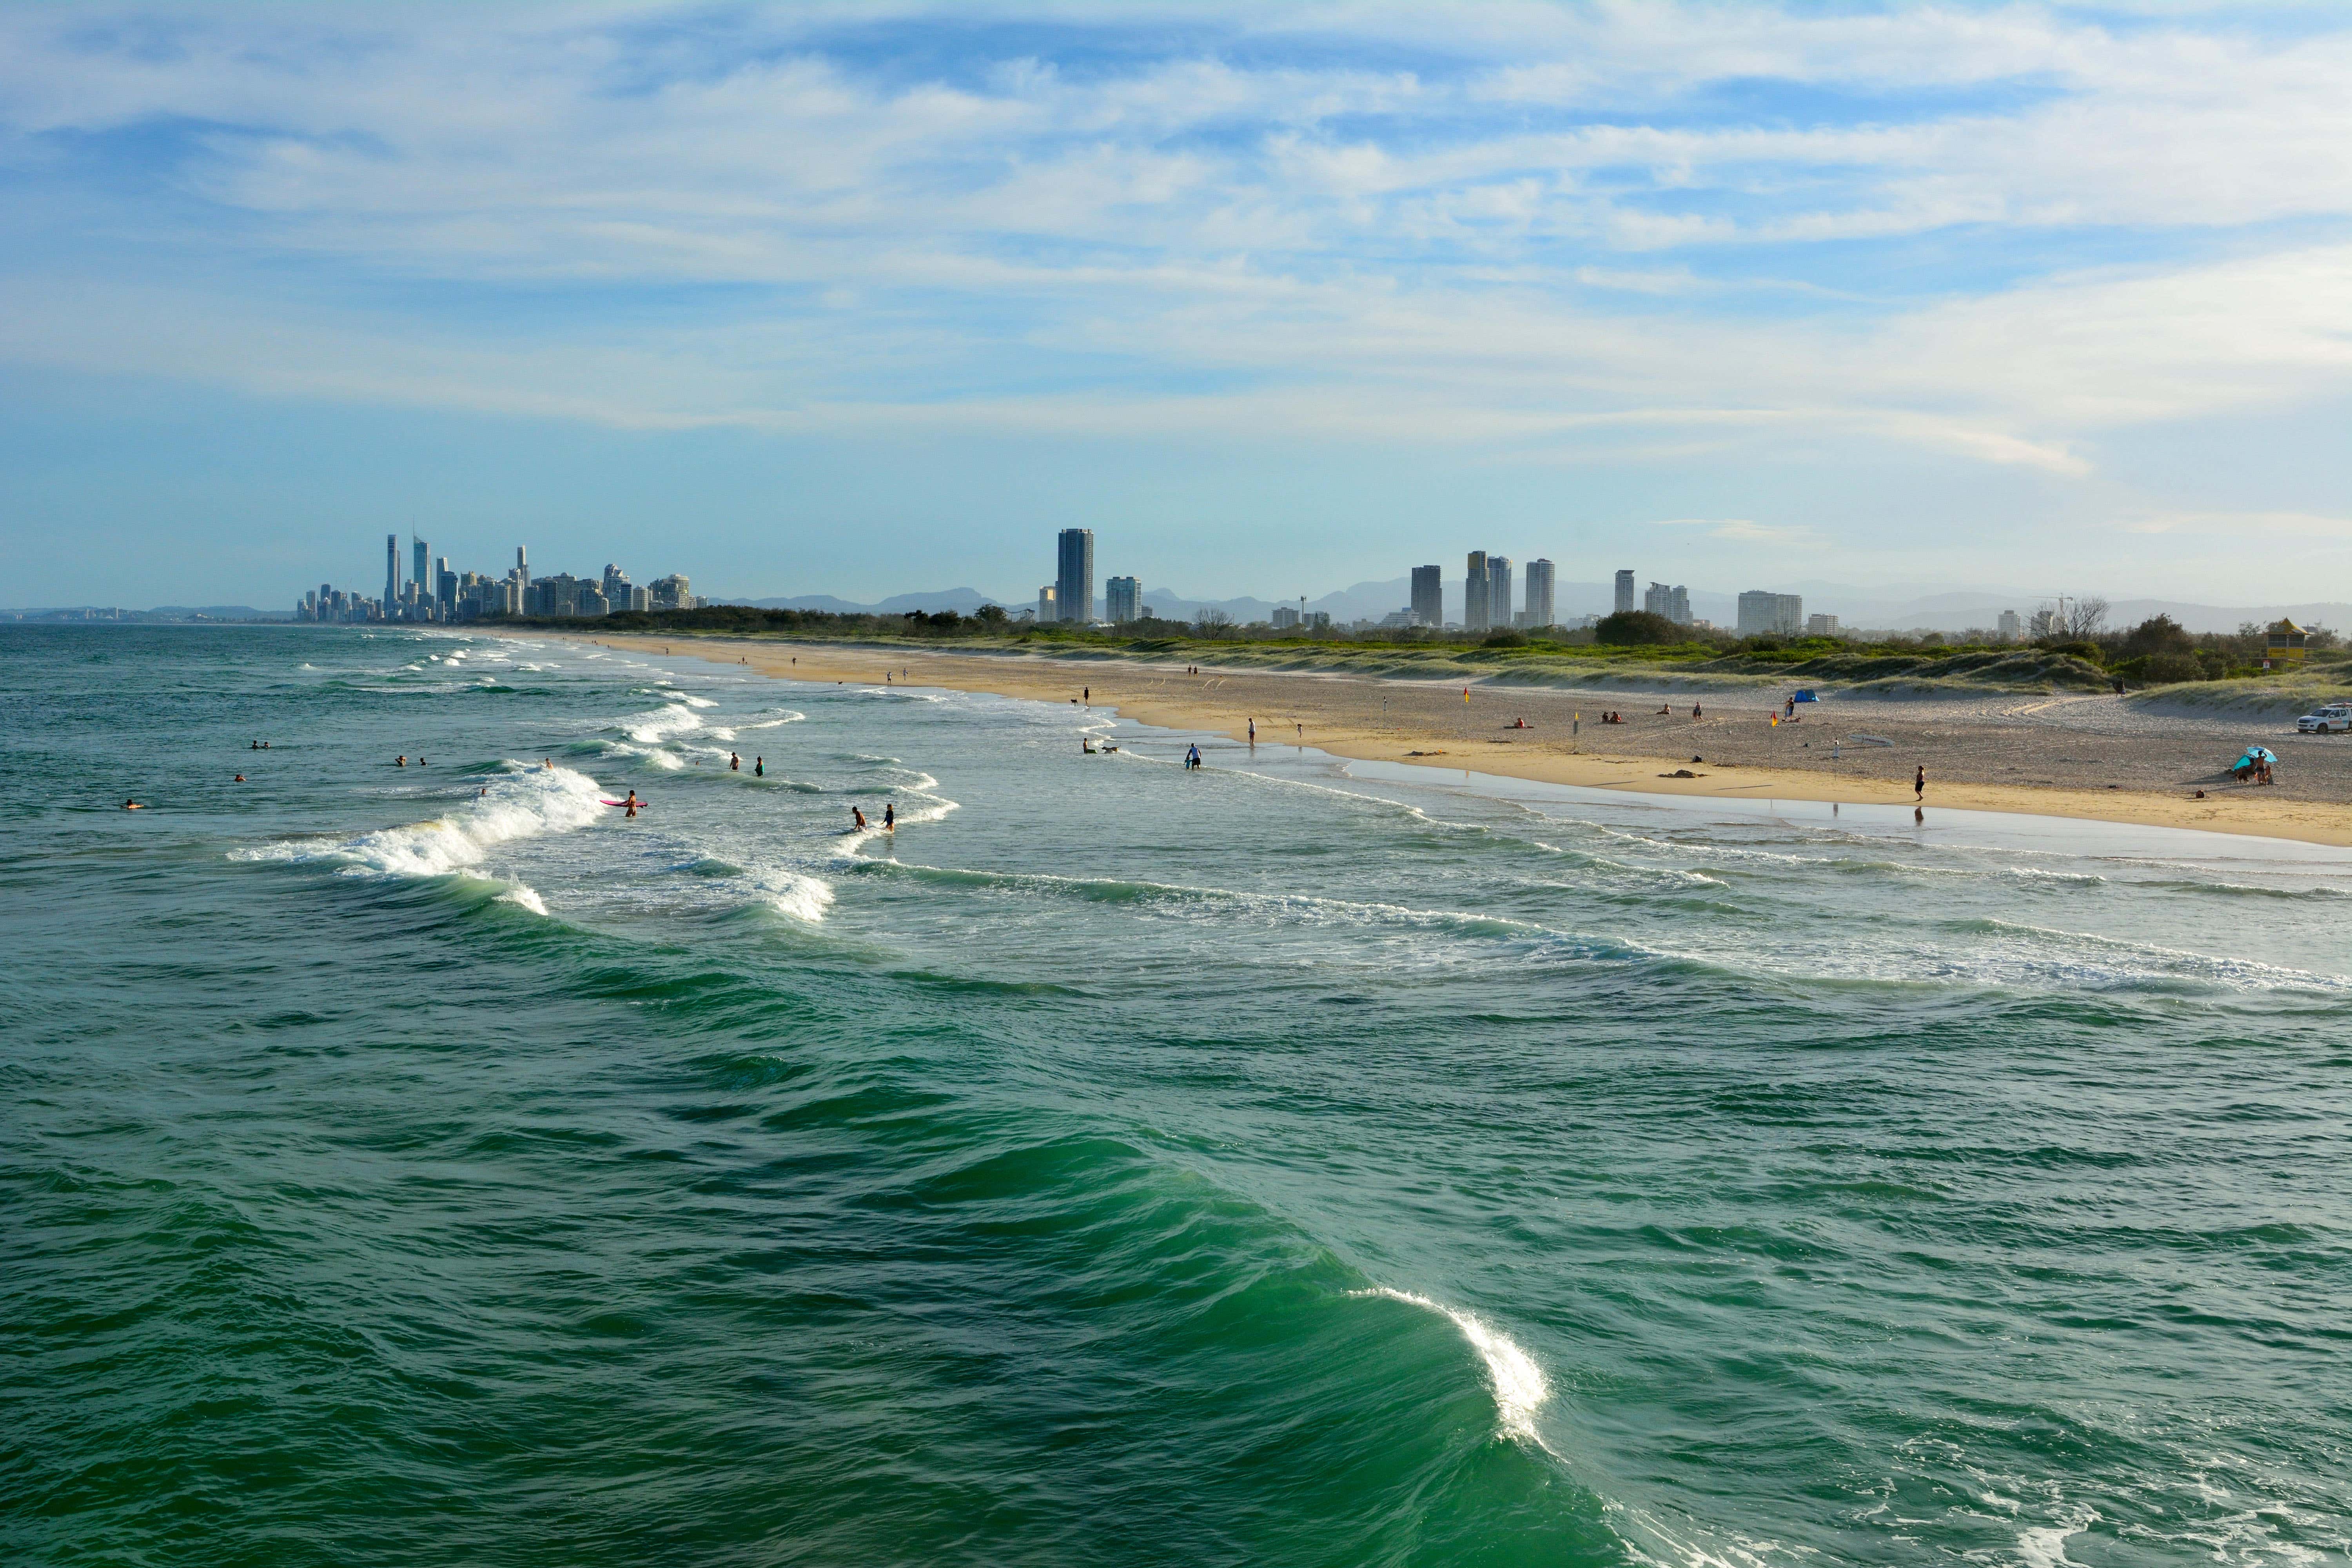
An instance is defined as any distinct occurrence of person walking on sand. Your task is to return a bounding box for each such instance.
[1915,764,1926,801]
[1248,718,1256,746]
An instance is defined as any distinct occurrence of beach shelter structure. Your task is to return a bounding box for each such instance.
[2263,619,2307,670]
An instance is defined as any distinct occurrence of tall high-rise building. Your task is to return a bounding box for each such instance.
[1465,551,1491,633]
[1036,584,1056,622]
[515,545,528,585]
[1488,557,1513,629]
[1523,559,1555,628]
[1410,564,1442,628]
[1736,590,1804,636]
[386,534,400,606]
[436,556,456,615]
[1668,585,1690,624]
[1644,581,1673,619]
[1105,575,1141,623]
[1613,569,1635,615]
[412,537,429,606]
[1997,609,2022,642]
[1055,529,1095,622]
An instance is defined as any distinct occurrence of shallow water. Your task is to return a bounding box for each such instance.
[5,624,2349,1566]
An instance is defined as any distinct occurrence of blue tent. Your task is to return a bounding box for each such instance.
[1792,690,1819,702]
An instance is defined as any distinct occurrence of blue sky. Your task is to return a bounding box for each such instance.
[3,1,2350,610]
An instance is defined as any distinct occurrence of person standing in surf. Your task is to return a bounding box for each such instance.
[884,803,895,830]
[754,757,763,777]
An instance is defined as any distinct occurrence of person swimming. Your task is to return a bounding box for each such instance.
[396,755,406,767]
[234,774,245,782]
[123,799,142,809]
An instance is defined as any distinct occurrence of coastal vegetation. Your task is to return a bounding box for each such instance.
[519,604,2350,701]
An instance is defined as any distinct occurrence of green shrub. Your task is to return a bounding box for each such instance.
[2142,651,2203,684]
[1595,610,1682,646]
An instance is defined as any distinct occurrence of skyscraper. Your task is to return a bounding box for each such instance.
[1737,590,1804,636]
[1487,557,1512,629]
[1524,559,1555,628]
[1614,569,1635,615]
[385,534,400,606]
[412,537,429,607]
[1036,585,1056,621]
[1105,575,1141,622]
[1465,551,1490,633]
[515,545,528,585]
[436,556,456,616]
[1410,564,1442,628]
[1056,529,1095,622]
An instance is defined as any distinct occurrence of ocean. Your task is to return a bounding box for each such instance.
[5,623,2349,1566]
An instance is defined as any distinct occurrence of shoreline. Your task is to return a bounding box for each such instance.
[514,630,2352,849]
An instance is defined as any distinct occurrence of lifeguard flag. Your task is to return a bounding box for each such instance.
[1462,687,1470,702]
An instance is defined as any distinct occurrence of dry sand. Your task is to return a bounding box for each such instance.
[539,633,2352,848]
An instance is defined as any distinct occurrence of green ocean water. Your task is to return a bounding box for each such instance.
[4,624,2350,1566]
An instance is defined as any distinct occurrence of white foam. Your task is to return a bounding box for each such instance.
[1361,1288,1554,1451]
[623,703,704,744]
[498,884,550,916]
[232,765,608,879]
[2016,1506,2098,1568]
[761,873,835,922]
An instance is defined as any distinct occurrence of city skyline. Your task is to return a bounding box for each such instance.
[5,4,2351,609]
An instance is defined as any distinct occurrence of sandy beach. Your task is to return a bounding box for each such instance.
[538,632,2352,848]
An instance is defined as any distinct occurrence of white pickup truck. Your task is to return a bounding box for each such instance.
[2296,703,2352,733]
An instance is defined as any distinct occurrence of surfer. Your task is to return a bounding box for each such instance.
[624,791,640,818]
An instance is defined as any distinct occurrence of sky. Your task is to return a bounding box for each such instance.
[2,0,2350,611]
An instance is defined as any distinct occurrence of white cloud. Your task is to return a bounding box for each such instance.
[0,0,2347,480]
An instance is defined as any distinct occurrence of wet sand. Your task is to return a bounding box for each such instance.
[545,633,2352,848]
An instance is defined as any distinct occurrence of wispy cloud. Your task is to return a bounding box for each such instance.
[2,2,2350,603]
